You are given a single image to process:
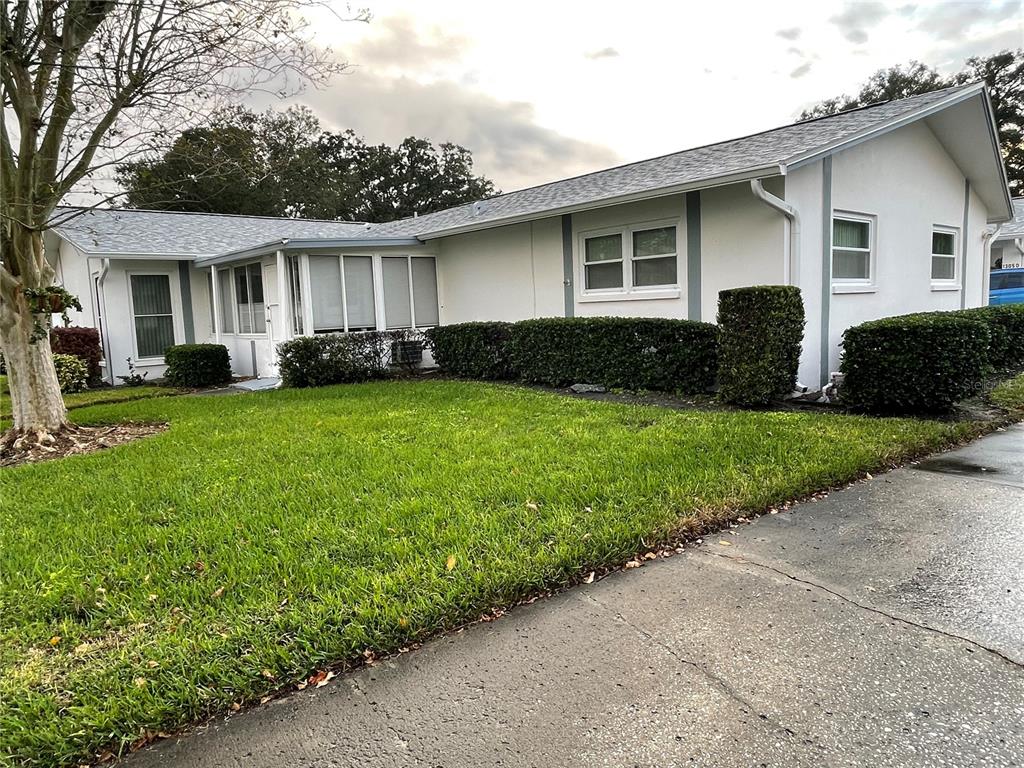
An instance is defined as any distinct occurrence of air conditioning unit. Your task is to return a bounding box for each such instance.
[391,339,423,365]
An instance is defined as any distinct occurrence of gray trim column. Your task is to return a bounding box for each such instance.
[685,190,702,321]
[178,260,195,344]
[561,214,574,318]
[960,179,970,309]
[819,156,833,388]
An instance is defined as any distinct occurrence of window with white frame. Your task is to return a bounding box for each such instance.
[129,273,175,359]
[931,228,958,283]
[218,267,234,333]
[234,262,265,334]
[582,223,678,293]
[306,254,438,333]
[831,215,873,283]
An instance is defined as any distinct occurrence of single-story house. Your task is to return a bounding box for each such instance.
[49,82,1012,390]
[990,197,1024,270]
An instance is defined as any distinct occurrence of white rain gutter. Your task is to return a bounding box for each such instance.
[96,257,114,385]
[750,179,809,394]
[981,225,1002,304]
[750,179,799,286]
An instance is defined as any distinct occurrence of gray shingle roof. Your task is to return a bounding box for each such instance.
[370,85,978,239]
[997,198,1024,239]
[53,208,369,256]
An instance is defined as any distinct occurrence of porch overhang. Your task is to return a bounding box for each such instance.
[195,236,425,268]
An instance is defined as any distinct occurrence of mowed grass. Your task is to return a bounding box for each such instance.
[0,379,986,766]
[0,376,183,427]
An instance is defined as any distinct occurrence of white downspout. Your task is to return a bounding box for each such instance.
[750,179,800,285]
[750,179,807,393]
[982,226,1003,305]
[1014,237,1024,259]
[96,258,113,385]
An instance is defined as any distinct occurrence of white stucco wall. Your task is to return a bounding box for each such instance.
[792,120,992,383]
[436,185,787,328]
[435,218,563,323]
[699,179,786,325]
[99,259,190,381]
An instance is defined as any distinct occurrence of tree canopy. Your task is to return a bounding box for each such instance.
[800,50,1024,195]
[116,107,498,222]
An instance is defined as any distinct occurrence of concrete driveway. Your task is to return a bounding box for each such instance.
[130,426,1024,768]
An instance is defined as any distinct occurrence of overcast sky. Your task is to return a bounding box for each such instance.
[252,0,1022,193]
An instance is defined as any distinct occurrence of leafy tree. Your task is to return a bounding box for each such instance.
[117,106,348,218]
[0,0,353,446]
[119,110,498,222]
[318,132,497,222]
[800,51,1024,194]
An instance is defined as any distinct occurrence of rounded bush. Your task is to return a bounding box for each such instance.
[717,286,805,406]
[425,322,513,380]
[164,344,232,388]
[53,353,88,393]
[277,333,393,388]
[840,312,989,414]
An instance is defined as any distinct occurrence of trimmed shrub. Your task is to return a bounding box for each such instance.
[506,317,718,393]
[717,286,805,406]
[954,304,1024,371]
[840,312,989,414]
[53,353,88,393]
[424,322,513,380]
[277,332,392,388]
[164,344,232,388]
[50,326,102,385]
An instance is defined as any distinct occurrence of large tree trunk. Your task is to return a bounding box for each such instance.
[0,229,69,441]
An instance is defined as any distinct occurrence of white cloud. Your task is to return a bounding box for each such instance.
[585,47,620,60]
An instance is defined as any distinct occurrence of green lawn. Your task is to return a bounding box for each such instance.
[0,375,183,426]
[0,379,1002,766]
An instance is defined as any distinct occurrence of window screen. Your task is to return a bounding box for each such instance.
[309,255,344,331]
[382,257,412,329]
[832,218,871,280]
[412,258,439,327]
[344,255,376,330]
[218,269,234,333]
[130,274,174,358]
[584,233,623,289]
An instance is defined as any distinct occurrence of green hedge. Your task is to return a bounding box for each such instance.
[53,353,88,393]
[277,333,393,388]
[424,322,513,380]
[717,286,804,406]
[164,344,232,388]
[505,317,718,393]
[953,304,1024,371]
[840,312,989,414]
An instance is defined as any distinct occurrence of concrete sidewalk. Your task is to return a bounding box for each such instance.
[130,426,1024,768]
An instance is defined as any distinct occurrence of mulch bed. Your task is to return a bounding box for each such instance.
[0,422,167,468]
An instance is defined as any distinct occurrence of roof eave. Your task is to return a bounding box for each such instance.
[780,83,1014,223]
[194,236,425,268]
[780,83,987,172]
[408,164,784,241]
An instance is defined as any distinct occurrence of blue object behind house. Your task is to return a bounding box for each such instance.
[990,268,1024,305]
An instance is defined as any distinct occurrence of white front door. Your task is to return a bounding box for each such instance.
[262,262,282,376]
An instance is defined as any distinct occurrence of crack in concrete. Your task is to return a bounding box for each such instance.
[705,550,1024,671]
[580,591,800,742]
[349,677,413,754]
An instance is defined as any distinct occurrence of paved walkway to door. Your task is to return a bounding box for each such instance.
[129,426,1024,767]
